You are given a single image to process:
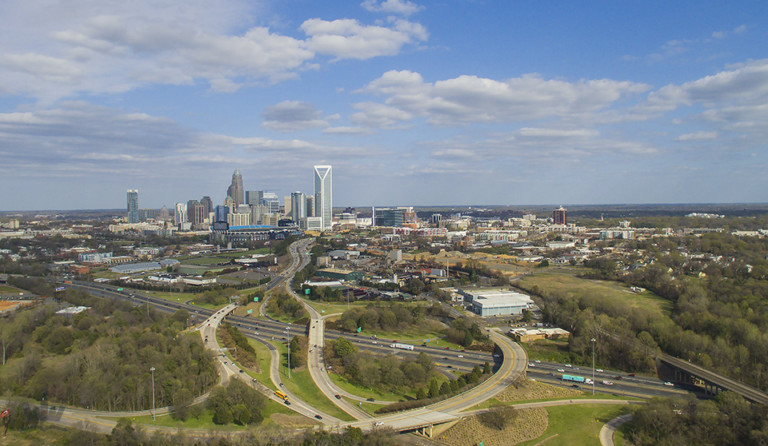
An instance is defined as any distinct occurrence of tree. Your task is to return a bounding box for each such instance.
[334,337,357,358]
[231,404,251,425]
[428,379,440,398]
[483,362,491,374]
[212,405,233,425]
[172,388,194,421]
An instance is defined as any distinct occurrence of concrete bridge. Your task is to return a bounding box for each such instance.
[659,353,768,405]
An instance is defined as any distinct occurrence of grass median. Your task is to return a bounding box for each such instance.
[273,342,356,422]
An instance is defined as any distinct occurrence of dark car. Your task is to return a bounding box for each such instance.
[366,398,375,402]
[284,400,291,405]
[334,394,341,399]
[314,415,323,420]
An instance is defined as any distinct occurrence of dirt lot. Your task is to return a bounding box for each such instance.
[437,407,548,446]
[0,300,30,313]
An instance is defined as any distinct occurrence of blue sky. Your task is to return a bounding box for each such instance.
[1,0,767,211]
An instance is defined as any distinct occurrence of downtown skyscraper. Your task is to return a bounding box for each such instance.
[313,165,332,230]
[227,169,244,206]
[126,189,139,223]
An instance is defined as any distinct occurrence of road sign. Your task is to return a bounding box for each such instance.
[253,297,259,302]
[357,327,362,333]
[117,288,124,291]
[305,289,310,295]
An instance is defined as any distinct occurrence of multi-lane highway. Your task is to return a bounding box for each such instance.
[60,238,704,437]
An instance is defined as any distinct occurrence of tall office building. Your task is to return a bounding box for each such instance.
[553,206,567,225]
[189,201,206,226]
[261,192,280,214]
[200,196,213,216]
[246,190,262,206]
[313,165,332,230]
[227,169,244,206]
[174,202,188,226]
[126,189,139,223]
[306,195,315,218]
[291,192,306,221]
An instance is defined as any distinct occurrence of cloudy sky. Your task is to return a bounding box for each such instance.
[1,0,767,211]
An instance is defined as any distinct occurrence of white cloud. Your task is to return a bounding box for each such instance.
[261,101,336,132]
[300,18,427,60]
[677,131,718,141]
[0,0,428,101]
[643,58,768,114]
[361,0,423,16]
[355,70,648,126]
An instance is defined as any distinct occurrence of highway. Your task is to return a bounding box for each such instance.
[59,238,712,436]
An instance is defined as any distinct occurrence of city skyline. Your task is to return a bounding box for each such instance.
[1,1,767,211]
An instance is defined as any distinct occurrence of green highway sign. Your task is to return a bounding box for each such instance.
[254,297,259,302]
[117,288,123,291]
[305,289,311,295]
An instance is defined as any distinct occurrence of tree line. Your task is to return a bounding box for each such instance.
[0,288,217,412]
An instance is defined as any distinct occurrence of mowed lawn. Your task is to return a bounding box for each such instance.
[518,404,629,446]
[518,272,672,317]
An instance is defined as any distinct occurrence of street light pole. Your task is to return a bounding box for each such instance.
[590,338,596,396]
[150,367,156,420]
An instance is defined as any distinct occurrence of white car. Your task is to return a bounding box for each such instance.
[565,364,572,368]
[457,355,464,358]
[664,381,674,386]
[534,360,541,363]
[528,362,535,367]
[602,380,614,386]
[557,368,565,372]
[596,369,604,373]
[374,421,383,426]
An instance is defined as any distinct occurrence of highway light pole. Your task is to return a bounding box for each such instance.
[150,366,156,420]
[591,338,596,396]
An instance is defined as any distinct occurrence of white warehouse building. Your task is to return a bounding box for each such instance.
[458,288,535,317]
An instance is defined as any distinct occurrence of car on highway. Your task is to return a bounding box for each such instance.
[239,369,244,373]
[534,359,541,363]
[528,362,535,367]
[596,369,604,372]
[366,398,375,402]
[602,380,614,386]
[372,341,377,344]
[458,355,464,358]
[557,368,565,372]
[335,394,341,399]
[565,364,572,368]
[284,400,290,405]
[374,421,383,426]
[664,381,674,386]
[314,415,323,420]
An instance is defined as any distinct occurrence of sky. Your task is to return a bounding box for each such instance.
[1,0,767,211]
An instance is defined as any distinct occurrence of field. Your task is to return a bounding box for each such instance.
[328,372,409,402]
[517,404,629,446]
[517,270,672,316]
[176,248,270,266]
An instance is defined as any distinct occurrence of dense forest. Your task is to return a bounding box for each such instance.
[527,232,768,391]
[325,337,491,407]
[0,288,217,411]
[627,393,768,445]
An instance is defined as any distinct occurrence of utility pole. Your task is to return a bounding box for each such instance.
[591,338,596,396]
[150,366,156,420]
